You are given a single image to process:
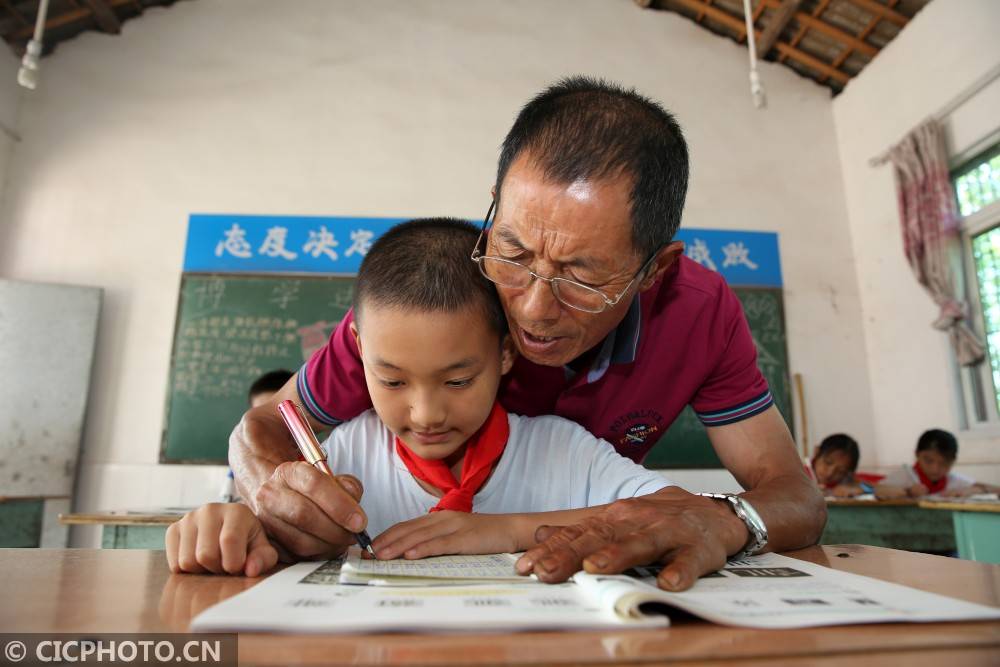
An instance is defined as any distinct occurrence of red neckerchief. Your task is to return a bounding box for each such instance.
[913,463,947,494]
[395,402,509,513]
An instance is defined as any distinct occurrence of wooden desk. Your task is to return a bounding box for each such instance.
[1,545,997,666]
[921,500,1000,564]
[60,510,183,549]
[822,498,956,553]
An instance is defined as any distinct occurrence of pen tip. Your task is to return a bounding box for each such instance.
[366,545,377,559]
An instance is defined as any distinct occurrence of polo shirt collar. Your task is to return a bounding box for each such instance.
[563,294,642,384]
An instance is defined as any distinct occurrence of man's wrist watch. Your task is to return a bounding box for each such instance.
[698,492,768,559]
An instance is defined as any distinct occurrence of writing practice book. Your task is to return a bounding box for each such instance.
[191,551,1000,633]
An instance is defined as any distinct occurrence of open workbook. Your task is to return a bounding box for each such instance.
[191,550,1000,633]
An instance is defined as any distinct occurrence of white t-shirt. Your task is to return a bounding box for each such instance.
[879,464,974,492]
[323,410,673,538]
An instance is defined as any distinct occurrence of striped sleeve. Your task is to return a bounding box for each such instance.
[695,389,774,427]
[296,308,373,427]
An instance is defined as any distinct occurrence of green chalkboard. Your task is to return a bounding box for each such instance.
[161,274,355,463]
[643,288,792,469]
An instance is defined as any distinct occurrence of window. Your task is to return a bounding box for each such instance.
[955,143,1000,427]
[955,146,1000,218]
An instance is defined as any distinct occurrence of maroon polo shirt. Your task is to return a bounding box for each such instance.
[299,256,772,464]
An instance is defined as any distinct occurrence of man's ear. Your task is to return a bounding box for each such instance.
[490,185,496,199]
[638,241,685,292]
[499,334,517,375]
[350,321,363,356]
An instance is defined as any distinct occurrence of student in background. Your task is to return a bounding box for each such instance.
[248,370,294,408]
[168,219,676,576]
[876,429,999,499]
[806,434,870,498]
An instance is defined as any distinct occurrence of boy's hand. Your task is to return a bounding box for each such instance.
[831,484,862,498]
[906,483,930,498]
[166,503,279,577]
[372,512,520,560]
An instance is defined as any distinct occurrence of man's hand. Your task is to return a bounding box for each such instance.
[254,462,368,560]
[371,511,520,560]
[228,371,370,559]
[515,487,747,591]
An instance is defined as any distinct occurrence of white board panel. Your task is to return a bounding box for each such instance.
[0,280,101,496]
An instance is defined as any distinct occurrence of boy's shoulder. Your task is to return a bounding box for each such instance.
[507,412,605,449]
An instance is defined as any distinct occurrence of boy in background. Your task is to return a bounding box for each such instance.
[248,369,294,408]
[169,218,675,576]
[876,429,999,499]
[807,434,871,498]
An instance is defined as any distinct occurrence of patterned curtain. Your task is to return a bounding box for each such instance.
[876,119,985,366]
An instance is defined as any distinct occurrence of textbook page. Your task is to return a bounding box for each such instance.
[641,553,1000,629]
[190,557,668,633]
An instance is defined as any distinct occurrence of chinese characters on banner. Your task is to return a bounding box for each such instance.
[186,215,782,288]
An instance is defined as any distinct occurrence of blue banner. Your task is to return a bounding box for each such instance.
[184,215,781,287]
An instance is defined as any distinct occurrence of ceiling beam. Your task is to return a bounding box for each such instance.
[848,0,908,27]
[779,0,829,63]
[792,10,877,57]
[757,0,801,56]
[81,0,121,34]
[772,41,849,83]
[668,0,849,84]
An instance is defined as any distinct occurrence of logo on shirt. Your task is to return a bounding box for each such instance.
[609,410,664,448]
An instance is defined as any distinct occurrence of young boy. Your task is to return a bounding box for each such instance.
[167,218,674,577]
[876,429,998,499]
[806,434,870,498]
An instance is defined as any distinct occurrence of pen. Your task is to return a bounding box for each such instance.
[277,399,377,558]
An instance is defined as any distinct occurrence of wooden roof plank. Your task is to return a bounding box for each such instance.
[758,0,802,56]
[794,11,876,56]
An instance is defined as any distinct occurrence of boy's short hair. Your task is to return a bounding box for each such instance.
[916,429,958,461]
[817,434,860,471]
[248,369,293,402]
[353,218,508,337]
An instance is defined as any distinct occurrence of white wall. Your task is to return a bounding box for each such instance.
[832,0,1000,482]
[0,0,871,545]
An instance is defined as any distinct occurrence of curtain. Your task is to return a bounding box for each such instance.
[877,119,985,366]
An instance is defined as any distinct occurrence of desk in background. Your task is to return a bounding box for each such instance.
[921,499,1000,564]
[1,544,997,666]
[821,498,956,553]
[60,510,184,549]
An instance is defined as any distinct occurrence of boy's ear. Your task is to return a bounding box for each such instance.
[499,334,517,375]
[350,321,363,356]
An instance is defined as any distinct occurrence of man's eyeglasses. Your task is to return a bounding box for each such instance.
[470,201,659,314]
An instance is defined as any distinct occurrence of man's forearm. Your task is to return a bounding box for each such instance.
[740,472,826,553]
[228,408,300,511]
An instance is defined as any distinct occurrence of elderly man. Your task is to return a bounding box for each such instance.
[229,76,825,591]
